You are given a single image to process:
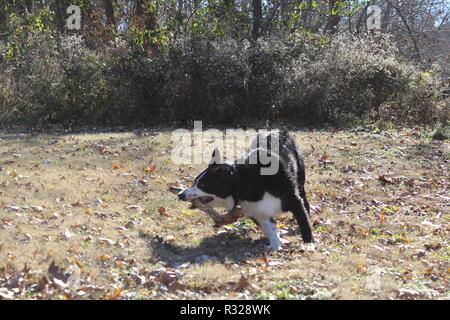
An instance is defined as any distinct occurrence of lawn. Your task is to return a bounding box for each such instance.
[0,127,448,300]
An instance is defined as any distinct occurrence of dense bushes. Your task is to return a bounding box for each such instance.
[283,35,447,125]
[0,28,447,127]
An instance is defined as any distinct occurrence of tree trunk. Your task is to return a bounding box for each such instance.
[136,0,144,17]
[301,0,312,30]
[103,0,116,26]
[0,0,7,30]
[252,0,262,39]
[280,0,291,21]
[25,0,32,13]
[135,0,160,54]
[355,4,369,34]
[381,2,393,32]
[324,0,341,35]
[54,1,69,32]
[176,0,184,26]
[136,0,158,31]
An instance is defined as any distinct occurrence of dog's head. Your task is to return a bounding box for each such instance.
[178,149,236,210]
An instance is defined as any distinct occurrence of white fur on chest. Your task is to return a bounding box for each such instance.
[240,192,282,220]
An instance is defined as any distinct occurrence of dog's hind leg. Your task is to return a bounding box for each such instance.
[299,186,310,215]
[289,196,314,243]
[295,157,310,215]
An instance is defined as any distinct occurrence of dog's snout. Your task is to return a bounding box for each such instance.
[178,187,197,201]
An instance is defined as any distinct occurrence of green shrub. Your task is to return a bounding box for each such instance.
[283,34,446,125]
[0,28,446,127]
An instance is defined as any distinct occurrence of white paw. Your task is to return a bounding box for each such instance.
[267,241,282,251]
[302,243,316,252]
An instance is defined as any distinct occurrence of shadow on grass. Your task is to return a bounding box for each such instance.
[143,231,270,267]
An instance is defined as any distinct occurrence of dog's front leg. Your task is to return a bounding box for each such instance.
[257,218,282,250]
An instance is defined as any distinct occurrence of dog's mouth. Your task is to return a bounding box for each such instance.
[188,197,214,209]
[198,196,214,204]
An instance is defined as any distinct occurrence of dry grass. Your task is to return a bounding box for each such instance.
[0,127,448,300]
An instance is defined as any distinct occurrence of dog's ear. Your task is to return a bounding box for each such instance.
[209,148,222,166]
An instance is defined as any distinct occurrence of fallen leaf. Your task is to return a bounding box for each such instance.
[98,237,115,245]
[181,208,197,215]
[5,206,21,211]
[166,235,176,241]
[63,229,73,239]
[48,261,81,288]
[99,254,111,261]
[114,260,126,268]
[106,287,122,299]
[424,242,442,251]
[158,206,169,216]
[71,200,83,207]
[356,264,367,274]
[398,289,420,299]
[144,165,157,172]
[0,289,14,299]
[235,274,250,291]
[127,205,141,210]
[30,205,44,212]
[378,175,393,184]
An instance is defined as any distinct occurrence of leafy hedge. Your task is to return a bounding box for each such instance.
[0,26,447,127]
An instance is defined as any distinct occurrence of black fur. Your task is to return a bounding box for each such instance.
[192,129,314,244]
[235,129,314,243]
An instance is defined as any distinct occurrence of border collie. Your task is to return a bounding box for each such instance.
[178,129,314,250]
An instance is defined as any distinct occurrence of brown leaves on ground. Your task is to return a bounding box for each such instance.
[0,261,83,299]
[0,128,448,300]
[234,274,251,291]
[104,287,122,300]
[157,206,169,217]
[48,261,81,287]
[148,269,185,292]
[144,165,157,172]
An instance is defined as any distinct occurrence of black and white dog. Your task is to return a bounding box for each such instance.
[178,129,314,250]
